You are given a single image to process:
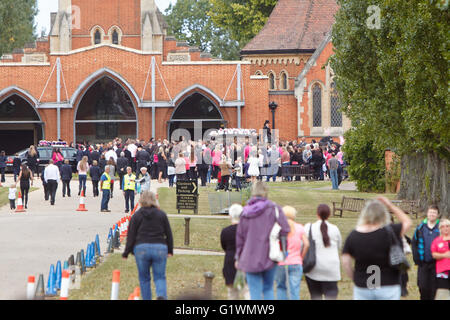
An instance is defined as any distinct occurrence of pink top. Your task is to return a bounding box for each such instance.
[188,156,197,167]
[184,157,190,170]
[336,151,344,164]
[279,223,305,266]
[431,236,450,274]
[212,150,222,166]
[244,146,251,162]
[52,152,64,163]
[325,153,332,166]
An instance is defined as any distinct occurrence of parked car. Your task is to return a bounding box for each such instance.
[5,146,78,173]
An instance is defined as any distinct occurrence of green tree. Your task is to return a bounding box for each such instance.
[330,0,449,213]
[164,0,240,60]
[0,0,38,57]
[208,0,277,47]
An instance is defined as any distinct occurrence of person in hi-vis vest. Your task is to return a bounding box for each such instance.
[100,166,112,212]
[122,166,137,213]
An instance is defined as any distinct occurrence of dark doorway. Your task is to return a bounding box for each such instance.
[169,93,224,141]
[75,77,137,143]
[0,94,44,154]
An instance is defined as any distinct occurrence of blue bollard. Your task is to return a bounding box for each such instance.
[90,241,96,267]
[46,264,57,296]
[63,260,69,271]
[80,249,86,273]
[55,261,62,290]
[85,244,91,268]
[95,234,101,257]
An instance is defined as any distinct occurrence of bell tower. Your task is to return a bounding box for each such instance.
[50,0,72,53]
[141,0,165,52]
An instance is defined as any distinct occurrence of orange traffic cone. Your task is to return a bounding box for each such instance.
[15,191,26,213]
[127,293,135,300]
[133,287,140,300]
[76,190,88,212]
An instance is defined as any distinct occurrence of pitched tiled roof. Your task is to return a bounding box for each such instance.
[241,0,339,55]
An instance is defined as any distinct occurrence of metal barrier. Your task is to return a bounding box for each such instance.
[208,190,244,215]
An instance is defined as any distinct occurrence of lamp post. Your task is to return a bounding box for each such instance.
[269,101,278,130]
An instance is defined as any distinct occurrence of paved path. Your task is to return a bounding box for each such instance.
[0,175,167,300]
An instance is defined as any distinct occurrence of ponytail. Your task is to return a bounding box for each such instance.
[317,204,331,247]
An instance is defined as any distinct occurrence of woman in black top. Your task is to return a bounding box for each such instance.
[157,146,167,184]
[342,197,412,300]
[26,145,39,177]
[17,164,33,208]
[220,204,245,299]
[122,191,173,300]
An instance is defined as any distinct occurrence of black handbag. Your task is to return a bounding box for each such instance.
[302,224,316,273]
[386,224,410,272]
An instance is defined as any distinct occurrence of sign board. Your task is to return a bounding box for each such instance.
[176,180,198,213]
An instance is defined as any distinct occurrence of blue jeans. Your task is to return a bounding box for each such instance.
[275,264,303,300]
[330,169,338,190]
[168,175,175,187]
[101,189,110,210]
[134,243,168,300]
[79,174,87,194]
[207,165,211,183]
[353,285,401,300]
[282,163,291,181]
[246,265,278,300]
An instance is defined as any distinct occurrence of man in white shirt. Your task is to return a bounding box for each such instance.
[44,160,61,205]
[105,148,118,164]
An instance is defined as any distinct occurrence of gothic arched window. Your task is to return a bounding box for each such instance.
[330,82,343,127]
[312,83,322,127]
[268,72,275,90]
[280,71,288,90]
[112,30,119,45]
[94,29,102,45]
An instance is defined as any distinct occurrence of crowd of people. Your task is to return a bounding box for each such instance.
[220,181,449,301]
[1,134,447,301]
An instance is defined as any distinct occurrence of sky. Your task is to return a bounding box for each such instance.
[35,0,176,35]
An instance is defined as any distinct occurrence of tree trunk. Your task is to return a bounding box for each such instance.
[398,152,449,217]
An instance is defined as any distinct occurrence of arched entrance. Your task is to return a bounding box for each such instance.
[74,77,138,144]
[168,93,226,141]
[0,92,44,155]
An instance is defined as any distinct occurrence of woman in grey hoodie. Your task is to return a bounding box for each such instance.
[235,181,290,300]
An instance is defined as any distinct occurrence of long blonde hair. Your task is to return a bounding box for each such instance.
[29,145,37,157]
[79,156,88,171]
[283,206,297,238]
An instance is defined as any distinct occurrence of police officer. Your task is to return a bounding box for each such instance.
[100,166,112,212]
[122,166,136,213]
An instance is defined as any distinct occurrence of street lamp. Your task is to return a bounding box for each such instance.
[269,101,278,130]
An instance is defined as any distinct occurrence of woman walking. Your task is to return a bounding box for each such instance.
[122,191,174,300]
[220,204,249,299]
[342,197,412,300]
[77,156,89,196]
[275,206,309,300]
[235,181,290,300]
[157,146,167,184]
[304,204,342,300]
[26,145,40,177]
[17,164,33,209]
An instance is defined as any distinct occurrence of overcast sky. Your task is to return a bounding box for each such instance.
[35,0,176,35]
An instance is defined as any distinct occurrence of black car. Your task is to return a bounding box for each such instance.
[5,147,78,173]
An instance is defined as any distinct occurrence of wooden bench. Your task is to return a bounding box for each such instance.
[332,196,367,217]
[390,200,420,219]
[281,165,314,179]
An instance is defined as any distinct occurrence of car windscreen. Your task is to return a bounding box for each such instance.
[61,149,77,159]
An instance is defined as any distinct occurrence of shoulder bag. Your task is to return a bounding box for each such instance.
[302,223,316,273]
[386,224,410,272]
[269,206,285,262]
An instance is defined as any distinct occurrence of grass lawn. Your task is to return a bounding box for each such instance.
[0,186,38,208]
[24,179,424,300]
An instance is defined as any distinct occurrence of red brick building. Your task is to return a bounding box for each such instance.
[0,0,348,154]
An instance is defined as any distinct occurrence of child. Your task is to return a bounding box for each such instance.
[13,153,21,182]
[234,157,243,191]
[9,184,16,210]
